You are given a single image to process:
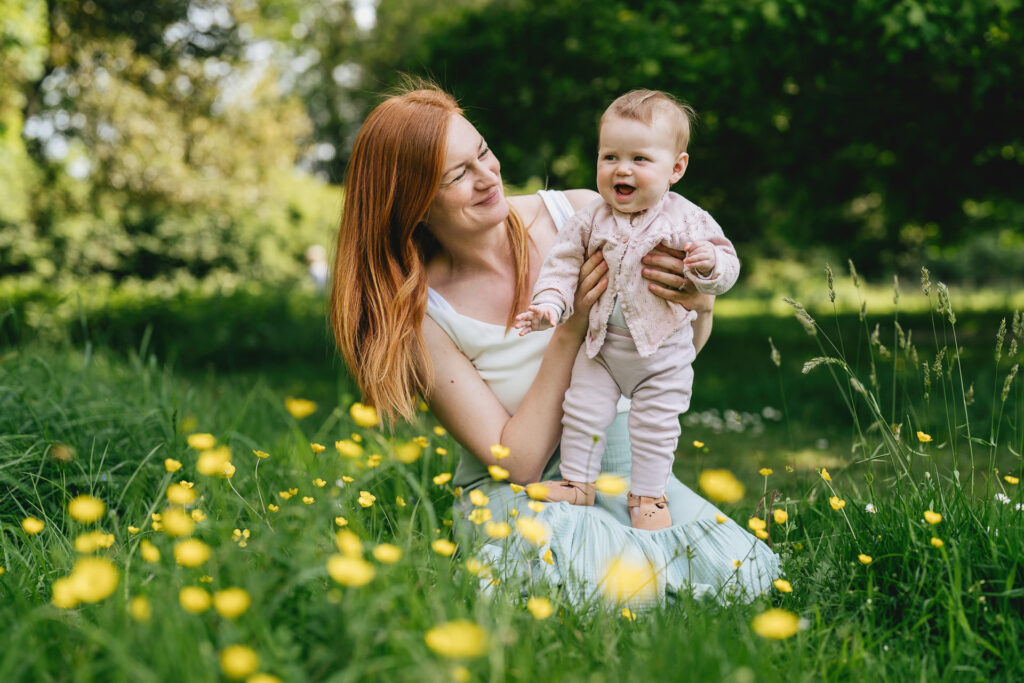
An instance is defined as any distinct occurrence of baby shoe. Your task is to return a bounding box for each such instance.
[628,492,672,530]
[535,479,596,506]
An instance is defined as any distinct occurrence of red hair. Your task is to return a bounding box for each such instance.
[330,83,531,424]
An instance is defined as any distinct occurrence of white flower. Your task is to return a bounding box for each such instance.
[1016,503,1024,511]
[865,503,877,514]
[995,493,1011,504]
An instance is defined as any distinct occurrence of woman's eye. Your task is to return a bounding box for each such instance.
[479,147,489,159]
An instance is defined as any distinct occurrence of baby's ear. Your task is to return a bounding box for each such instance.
[670,152,689,185]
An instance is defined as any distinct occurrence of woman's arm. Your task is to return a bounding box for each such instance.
[640,244,716,353]
[423,252,608,484]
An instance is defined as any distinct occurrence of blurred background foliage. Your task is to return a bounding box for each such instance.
[1,0,1022,346]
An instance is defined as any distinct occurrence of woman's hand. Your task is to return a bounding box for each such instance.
[641,245,715,313]
[564,251,608,337]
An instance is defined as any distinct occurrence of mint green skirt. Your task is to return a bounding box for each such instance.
[454,413,781,608]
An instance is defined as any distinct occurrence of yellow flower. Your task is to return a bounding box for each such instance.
[773,509,789,524]
[253,449,271,459]
[516,518,549,546]
[754,529,770,540]
[692,440,705,448]
[72,531,114,554]
[1004,475,1019,485]
[278,490,293,500]
[220,645,259,680]
[335,439,364,459]
[820,468,832,482]
[751,608,800,639]
[327,554,375,587]
[525,483,549,500]
[432,539,457,556]
[600,556,657,604]
[433,426,447,436]
[433,473,452,486]
[465,558,490,576]
[773,579,793,593]
[759,468,773,476]
[302,496,315,505]
[196,446,233,477]
[284,397,317,419]
[129,595,152,622]
[179,480,194,489]
[488,465,510,481]
[595,473,628,495]
[334,516,348,527]
[366,453,383,468]
[527,596,553,620]
[190,509,206,522]
[923,510,942,525]
[396,496,406,507]
[916,431,933,443]
[174,538,211,567]
[394,441,423,464]
[829,496,846,511]
[162,507,195,537]
[21,517,45,534]
[425,620,489,658]
[213,588,252,619]
[372,543,403,564]
[247,675,282,683]
[452,666,470,683]
[527,500,546,514]
[930,537,944,548]
[436,447,448,455]
[187,433,216,450]
[698,470,745,503]
[542,548,554,565]
[509,483,525,493]
[858,554,873,564]
[63,557,119,604]
[51,576,78,608]
[732,559,743,569]
[267,504,279,512]
[621,608,638,621]
[484,521,511,539]
[469,490,489,507]
[313,478,327,488]
[335,529,363,557]
[747,517,767,532]
[167,483,197,506]
[127,526,140,534]
[165,458,183,472]
[349,402,380,427]
[140,539,160,563]
[714,513,727,524]
[490,444,511,460]
[467,508,492,525]
[357,491,376,508]
[68,495,106,523]
[310,442,326,454]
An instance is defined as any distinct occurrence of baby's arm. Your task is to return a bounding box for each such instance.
[522,210,594,321]
[662,210,739,296]
[513,303,562,335]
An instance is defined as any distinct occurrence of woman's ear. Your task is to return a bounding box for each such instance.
[670,152,689,185]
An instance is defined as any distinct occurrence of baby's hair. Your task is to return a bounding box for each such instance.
[601,90,696,153]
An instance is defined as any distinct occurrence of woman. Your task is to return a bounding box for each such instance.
[330,84,778,606]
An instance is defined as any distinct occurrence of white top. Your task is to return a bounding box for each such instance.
[426,190,629,414]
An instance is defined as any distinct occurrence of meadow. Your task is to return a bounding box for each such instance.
[1,267,1022,682]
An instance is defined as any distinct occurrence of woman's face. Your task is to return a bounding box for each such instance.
[426,114,507,238]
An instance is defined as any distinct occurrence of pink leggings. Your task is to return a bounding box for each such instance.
[560,327,694,497]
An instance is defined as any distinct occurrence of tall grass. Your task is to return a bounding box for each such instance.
[0,266,1021,681]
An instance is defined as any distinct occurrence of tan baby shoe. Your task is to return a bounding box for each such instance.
[535,479,596,506]
[628,492,672,531]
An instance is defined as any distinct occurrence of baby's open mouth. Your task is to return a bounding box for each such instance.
[614,184,635,197]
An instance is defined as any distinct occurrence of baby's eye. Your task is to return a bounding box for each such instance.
[633,156,647,162]
[602,154,617,161]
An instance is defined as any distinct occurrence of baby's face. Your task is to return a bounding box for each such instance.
[596,114,688,214]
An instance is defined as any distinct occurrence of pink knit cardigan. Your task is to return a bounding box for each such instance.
[531,191,739,358]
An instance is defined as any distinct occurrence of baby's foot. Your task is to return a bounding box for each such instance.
[532,479,596,506]
[628,492,671,530]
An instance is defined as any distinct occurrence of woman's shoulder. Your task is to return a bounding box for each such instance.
[561,188,601,212]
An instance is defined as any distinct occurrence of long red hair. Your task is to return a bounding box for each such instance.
[329,83,531,424]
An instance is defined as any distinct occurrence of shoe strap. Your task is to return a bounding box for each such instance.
[627,492,668,508]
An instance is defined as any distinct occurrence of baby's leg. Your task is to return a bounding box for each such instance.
[627,355,693,498]
[555,347,622,494]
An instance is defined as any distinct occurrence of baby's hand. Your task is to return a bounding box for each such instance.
[683,241,717,278]
[513,305,559,336]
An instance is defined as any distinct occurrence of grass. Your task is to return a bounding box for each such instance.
[0,268,1022,681]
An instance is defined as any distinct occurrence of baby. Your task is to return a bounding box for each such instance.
[514,90,739,530]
